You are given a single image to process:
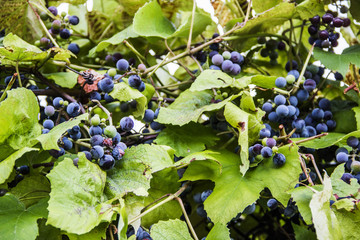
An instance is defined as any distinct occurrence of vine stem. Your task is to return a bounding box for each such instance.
[155,80,193,90]
[305,153,324,184]
[298,156,314,186]
[187,0,196,51]
[91,100,113,126]
[123,40,145,63]
[27,0,60,48]
[147,52,171,79]
[294,132,328,145]
[0,73,17,102]
[15,62,22,87]
[174,196,199,240]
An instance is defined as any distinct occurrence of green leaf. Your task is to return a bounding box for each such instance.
[295,131,360,149]
[250,75,278,89]
[89,25,139,55]
[68,4,88,36]
[0,147,38,184]
[330,163,359,197]
[47,154,113,234]
[313,45,360,76]
[333,208,360,239]
[350,0,360,21]
[353,106,360,130]
[156,89,239,126]
[124,195,144,235]
[154,123,219,157]
[170,7,213,38]
[189,70,234,92]
[66,223,108,240]
[0,194,48,240]
[36,113,88,150]
[44,72,78,89]
[309,175,342,240]
[150,219,192,240]
[106,144,174,198]
[332,198,355,211]
[12,175,50,208]
[292,223,316,240]
[110,82,147,118]
[206,223,230,240]
[117,206,128,240]
[36,218,62,240]
[133,1,175,38]
[296,0,325,20]
[202,146,301,225]
[253,0,281,13]
[142,168,182,228]
[0,88,41,155]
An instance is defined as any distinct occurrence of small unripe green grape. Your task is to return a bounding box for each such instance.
[45,22,52,29]
[222,51,231,60]
[34,40,41,47]
[273,135,278,140]
[95,58,100,63]
[286,75,296,84]
[40,12,49,21]
[63,101,69,106]
[108,68,117,77]
[216,90,221,95]
[91,115,101,126]
[214,95,223,101]
[59,100,64,105]
[101,118,106,123]
[255,155,264,162]
[61,12,67,17]
[158,97,164,101]
[138,63,146,72]
[222,92,228,98]
[351,161,360,173]
[262,138,268,146]
[104,126,117,138]
[64,17,69,23]
[272,146,278,153]
[299,76,305,84]
[52,20,62,30]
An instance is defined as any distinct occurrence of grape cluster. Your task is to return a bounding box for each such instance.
[257,37,286,65]
[308,12,350,49]
[209,49,244,75]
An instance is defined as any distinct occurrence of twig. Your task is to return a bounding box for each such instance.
[294,133,328,145]
[306,154,324,184]
[123,40,145,63]
[187,0,196,51]
[15,62,22,87]
[147,52,171,79]
[91,100,113,126]
[191,55,203,72]
[244,0,252,23]
[174,196,199,240]
[299,156,314,186]
[0,73,17,102]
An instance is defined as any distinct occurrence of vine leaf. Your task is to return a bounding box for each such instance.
[189,70,234,92]
[150,219,192,240]
[330,163,359,197]
[207,223,230,240]
[44,72,78,89]
[252,0,281,13]
[0,194,48,240]
[47,154,115,235]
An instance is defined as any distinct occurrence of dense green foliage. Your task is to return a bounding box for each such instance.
[1,0,360,239]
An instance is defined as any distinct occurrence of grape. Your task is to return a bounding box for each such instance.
[261,147,273,158]
[310,15,320,25]
[116,59,129,71]
[231,63,241,75]
[67,43,80,54]
[112,147,125,160]
[17,165,30,175]
[276,105,289,118]
[265,39,278,50]
[112,132,121,144]
[284,206,296,218]
[120,117,134,131]
[316,123,328,133]
[275,77,286,88]
[332,17,343,27]
[269,51,278,60]
[89,126,102,136]
[201,190,213,202]
[210,65,221,70]
[230,51,241,63]
[323,111,333,120]
[60,29,71,39]
[193,192,203,203]
[287,105,296,117]
[116,142,128,151]
[91,146,104,159]
[128,75,142,89]
[296,89,309,102]
[209,43,219,51]
[262,102,273,113]
[292,119,305,132]
[82,151,92,161]
[347,136,359,148]
[259,128,271,138]
[211,54,224,66]
[274,95,286,105]
[49,147,65,158]
[303,79,316,92]
[138,81,146,92]
[288,70,300,80]
[42,129,50,134]
[48,6,58,16]
[90,92,101,101]
[277,41,286,50]
[104,126,117,138]
[143,109,155,123]
[70,132,81,140]
[322,13,333,23]
[318,98,331,111]
[308,25,318,35]
[51,20,61,30]
[273,153,286,166]
[289,96,298,106]
[243,203,256,215]
[267,199,278,210]
[334,72,343,81]
[99,154,115,170]
[257,36,266,44]
[331,40,339,47]
[285,60,298,71]
[306,126,317,137]
[260,48,269,57]
[266,138,276,148]
[286,74,296,84]
[43,119,54,130]
[104,93,114,103]
[311,108,324,120]
[343,18,351,27]
[53,97,64,109]
[98,78,114,93]
[252,144,263,155]
[196,204,207,218]
[44,105,55,117]
[67,102,80,117]
[221,60,234,73]
[222,51,231,60]
[129,100,137,109]
[341,173,353,184]
[90,135,104,146]
[326,120,336,130]
[268,112,279,122]
[209,51,218,59]
[318,30,329,40]
[68,15,79,25]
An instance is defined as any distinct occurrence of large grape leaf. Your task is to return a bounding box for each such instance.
[252,0,281,13]
[350,0,360,21]
[313,45,360,76]
[189,70,235,92]
[207,223,230,240]
[0,147,38,184]
[47,154,115,234]
[330,163,359,197]
[44,72,78,89]
[181,146,301,225]
[106,144,174,198]
[36,113,88,150]
[295,0,325,20]
[36,218,62,240]
[333,209,360,239]
[66,223,108,240]
[142,168,182,228]
[0,194,48,240]
[150,219,192,240]
[309,175,342,240]
[154,123,219,157]
[133,1,175,38]
[0,88,41,158]
[110,82,147,118]
[156,89,239,126]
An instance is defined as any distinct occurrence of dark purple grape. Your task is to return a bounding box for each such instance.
[17,165,30,175]
[273,153,286,166]
[261,147,273,158]
[143,109,155,123]
[316,123,328,133]
[201,190,213,202]
[296,89,309,102]
[289,96,298,106]
[310,15,320,25]
[333,17,343,27]
[209,51,218,59]
[48,6,58,16]
[90,92,101,101]
[262,102,273,113]
[66,102,80,117]
[277,41,286,50]
[252,144,263,155]
[90,146,104,159]
[292,119,305,132]
[341,173,353,184]
[260,128,271,138]
[230,51,241,63]
[347,136,359,148]
[265,39,278,50]
[43,119,54,129]
[68,15,80,25]
[260,48,269,57]
[269,51,278,60]
[128,75,142,89]
[321,40,330,48]
[268,112,279,122]
[60,29,71,39]
[99,154,115,170]
[266,138,276,148]
[312,108,324,120]
[334,72,343,81]
[257,36,266,44]
[267,199,278,210]
[90,135,104,146]
[120,117,134,131]
[221,60,234,73]
[319,98,331,110]
[276,105,289,117]
[274,95,286,105]
[322,13,333,23]
[318,30,329,40]
[326,120,336,130]
[343,18,351,27]
[308,25,318,35]
[303,79,316,92]
[68,43,80,54]
[231,64,241,75]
